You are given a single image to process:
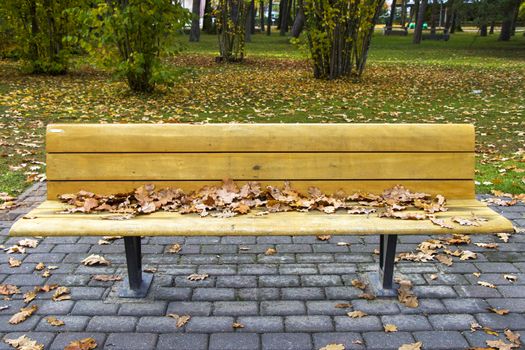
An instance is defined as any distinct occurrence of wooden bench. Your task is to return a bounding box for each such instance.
[383,27,408,36]
[9,124,514,297]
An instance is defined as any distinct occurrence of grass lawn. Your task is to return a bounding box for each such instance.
[0,30,524,198]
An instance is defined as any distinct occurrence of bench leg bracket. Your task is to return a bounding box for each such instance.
[118,236,153,298]
[379,234,398,289]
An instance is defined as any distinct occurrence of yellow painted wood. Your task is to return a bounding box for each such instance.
[9,200,514,237]
[46,180,475,199]
[46,123,475,153]
[46,153,474,181]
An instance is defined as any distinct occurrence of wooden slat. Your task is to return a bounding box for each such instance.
[46,153,474,181]
[46,180,475,199]
[46,124,475,153]
[9,200,514,237]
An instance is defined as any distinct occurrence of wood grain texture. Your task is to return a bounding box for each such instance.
[46,123,475,153]
[46,153,474,181]
[46,180,475,199]
[9,200,514,237]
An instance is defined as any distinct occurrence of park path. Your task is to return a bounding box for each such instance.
[0,183,524,350]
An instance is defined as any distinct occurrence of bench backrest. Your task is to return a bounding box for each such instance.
[45,124,475,200]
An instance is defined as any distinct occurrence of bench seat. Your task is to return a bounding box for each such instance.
[11,199,513,237]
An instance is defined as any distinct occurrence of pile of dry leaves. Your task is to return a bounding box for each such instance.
[57,179,470,227]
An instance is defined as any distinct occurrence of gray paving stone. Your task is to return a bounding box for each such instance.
[463,330,508,348]
[154,287,192,300]
[118,301,167,316]
[279,264,318,274]
[334,315,382,331]
[167,301,212,316]
[236,316,284,333]
[428,314,476,330]
[157,334,208,350]
[192,288,235,301]
[325,286,363,299]
[454,285,502,298]
[221,236,256,244]
[220,254,256,264]
[486,298,525,312]
[381,315,432,331]
[209,333,259,350]
[185,316,235,333]
[24,253,65,263]
[442,298,490,313]
[301,275,342,286]
[201,244,237,254]
[237,288,280,301]
[306,300,351,316]
[69,286,107,300]
[475,312,525,330]
[136,316,181,333]
[335,253,374,263]
[312,243,350,253]
[318,263,356,274]
[281,287,325,300]
[257,254,296,264]
[238,264,278,275]
[474,262,520,273]
[36,300,75,315]
[362,331,414,350]
[498,285,525,298]
[285,315,333,332]
[412,285,457,298]
[257,236,292,244]
[173,275,216,287]
[50,332,106,350]
[36,315,89,332]
[352,299,400,315]
[259,275,300,287]
[2,274,46,286]
[296,253,334,263]
[0,316,40,332]
[216,275,257,288]
[86,316,137,332]
[104,333,157,350]
[261,301,306,316]
[275,244,312,253]
[413,331,469,349]
[261,333,312,350]
[312,332,364,350]
[213,301,258,316]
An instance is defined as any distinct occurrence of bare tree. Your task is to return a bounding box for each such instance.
[189,0,201,42]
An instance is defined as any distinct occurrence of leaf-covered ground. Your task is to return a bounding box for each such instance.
[0,31,524,197]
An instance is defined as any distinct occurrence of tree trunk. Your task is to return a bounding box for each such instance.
[189,0,201,42]
[291,0,305,37]
[510,1,519,36]
[413,0,427,44]
[267,0,273,35]
[444,0,453,33]
[413,0,420,30]
[245,0,254,41]
[400,0,407,27]
[259,0,265,32]
[203,0,213,33]
[280,0,289,35]
[450,12,456,33]
[430,0,437,34]
[388,0,397,28]
[28,0,39,62]
[480,24,487,36]
[499,0,518,41]
[277,0,283,29]
[251,0,256,34]
[489,21,495,34]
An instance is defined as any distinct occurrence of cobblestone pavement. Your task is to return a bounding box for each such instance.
[0,183,524,350]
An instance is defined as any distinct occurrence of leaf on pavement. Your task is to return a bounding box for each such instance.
[398,342,422,350]
[384,324,398,332]
[319,344,345,350]
[8,258,22,268]
[478,281,496,289]
[167,243,182,253]
[317,235,331,241]
[347,310,367,318]
[17,239,39,248]
[489,307,510,315]
[0,284,20,295]
[167,313,191,328]
[265,247,277,255]
[187,273,209,281]
[45,316,65,326]
[52,286,71,301]
[81,254,111,266]
[64,337,98,350]
[9,305,38,324]
[4,335,43,350]
[92,275,122,282]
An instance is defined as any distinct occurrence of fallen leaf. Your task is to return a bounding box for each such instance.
[143,267,157,273]
[23,289,37,303]
[471,321,482,332]
[81,254,110,266]
[8,257,22,267]
[319,344,345,350]
[17,239,38,248]
[265,247,277,255]
[336,242,351,246]
[4,245,26,254]
[334,303,352,308]
[64,337,97,350]
[167,243,182,253]
[486,339,517,350]
[358,293,376,300]
[187,273,209,281]
[52,286,71,301]
[0,284,20,295]
[347,310,367,318]
[384,323,398,332]
[475,242,499,249]
[42,270,51,278]
[504,329,521,345]
[317,235,331,241]
[398,342,422,350]
[100,214,135,220]
[473,272,481,278]
[504,275,517,283]
[478,281,496,288]
[4,335,43,350]
[97,239,110,245]
[489,307,510,315]
[460,250,478,260]
[35,262,45,271]
[167,313,191,328]
[232,322,244,328]
[435,254,453,266]
[397,279,418,308]
[351,279,367,290]
[496,233,511,243]
[92,275,122,282]
[429,274,438,280]
[45,316,65,326]
[9,304,38,324]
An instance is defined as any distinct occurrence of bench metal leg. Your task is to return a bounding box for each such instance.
[118,236,153,298]
[378,234,398,289]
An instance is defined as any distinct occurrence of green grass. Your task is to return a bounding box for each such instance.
[0,30,524,197]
